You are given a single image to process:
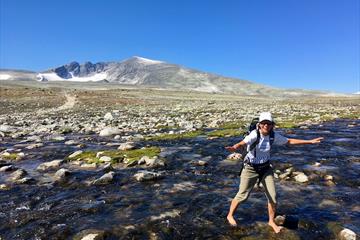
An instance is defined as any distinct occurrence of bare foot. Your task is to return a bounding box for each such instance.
[268,221,283,233]
[227,215,237,226]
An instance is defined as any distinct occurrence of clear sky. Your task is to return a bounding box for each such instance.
[0,0,359,93]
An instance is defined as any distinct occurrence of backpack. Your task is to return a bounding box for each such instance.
[240,117,275,160]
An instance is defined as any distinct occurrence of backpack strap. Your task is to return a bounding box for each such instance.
[269,130,275,146]
[249,130,260,158]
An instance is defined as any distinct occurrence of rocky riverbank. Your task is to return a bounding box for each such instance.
[0,83,359,239]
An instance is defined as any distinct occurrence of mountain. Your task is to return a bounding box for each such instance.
[0,56,331,96]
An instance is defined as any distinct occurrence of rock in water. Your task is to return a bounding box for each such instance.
[294,172,309,183]
[68,150,83,159]
[117,142,135,151]
[37,159,63,171]
[99,127,121,137]
[92,171,115,185]
[54,168,71,181]
[339,228,356,240]
[9,169,27,181]
[134,170,163,182]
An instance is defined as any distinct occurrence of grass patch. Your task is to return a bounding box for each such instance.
[1,153,19,160]
[207,128,244,137]
[145,130,204,141]
[277,121,298,129]
[218,121,245,129]
[67,147,161,164]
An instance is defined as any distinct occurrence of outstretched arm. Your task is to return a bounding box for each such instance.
[225,140,247,152]
[287,137,324,145]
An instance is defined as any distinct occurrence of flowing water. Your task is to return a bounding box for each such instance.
[0,119,359,239]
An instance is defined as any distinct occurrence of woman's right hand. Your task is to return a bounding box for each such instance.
[225,146,237,152]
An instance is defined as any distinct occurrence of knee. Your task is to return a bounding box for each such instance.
[234,191,250,203]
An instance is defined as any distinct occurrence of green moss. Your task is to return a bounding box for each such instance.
[277,121,298,129]
[66,147,161,165]
[2,153,18,160]
[218,121,245,129]
[145,130,204,141]
[207,128,244,137]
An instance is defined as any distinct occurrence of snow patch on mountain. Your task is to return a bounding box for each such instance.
[0,74,12,80]
[133,56,163,65]
[37,72,107,82]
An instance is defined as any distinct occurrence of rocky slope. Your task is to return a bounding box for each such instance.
[1,57,331,96]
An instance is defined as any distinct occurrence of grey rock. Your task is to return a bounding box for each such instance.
[16,177,35,184]
[99,127,121,137]
[294,172,309,183]
[339,228,356,240]
[68,150,83,159]
[92,171,115,185]
[134,170,163,182]
[37,159,64,171]
[99,156,112,162]
[104,112,114,121]
[0,165,15,172]
[9,169,27,181]
[117,142,135,151]
[54,168,71,181]
[0,125,16,133]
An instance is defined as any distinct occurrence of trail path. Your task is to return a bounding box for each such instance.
[36,92,76,115]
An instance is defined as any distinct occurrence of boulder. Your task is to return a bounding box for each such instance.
[134,170,163,182]
[37,159,63,171]
[92,171,115,185]
[294,172,309,183]
[99,156,112,163]
[54,168,71,181]
[99,127,121,137]
[0,165,15,172]
[339,228,356,240]
[104,112,114,121]
[139,156,165,167]
[68,150,83,159]
[9,169,27,181]
[117,142,135,151]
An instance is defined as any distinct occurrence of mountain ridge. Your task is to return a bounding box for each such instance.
[0,56,336,96]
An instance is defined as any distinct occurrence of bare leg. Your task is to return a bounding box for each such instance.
[227,199,240,226]
[267,202,283,233]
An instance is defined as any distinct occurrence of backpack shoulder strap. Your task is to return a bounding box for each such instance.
[269,130,275,146]
[249,129,260,157]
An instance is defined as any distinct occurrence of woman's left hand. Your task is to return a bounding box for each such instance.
[310,137,324,144]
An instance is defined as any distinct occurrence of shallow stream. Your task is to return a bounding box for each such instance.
[0,119,359,239]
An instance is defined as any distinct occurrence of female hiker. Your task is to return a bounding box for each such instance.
[225,112,323,233]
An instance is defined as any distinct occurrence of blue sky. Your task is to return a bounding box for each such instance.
[0,0,359,93]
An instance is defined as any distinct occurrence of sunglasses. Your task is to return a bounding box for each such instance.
[260,121,274,126]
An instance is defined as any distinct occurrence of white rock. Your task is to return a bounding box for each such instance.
[294,172,309,183]
[339,228,356,240]
[54,168,71,180]
[99,156,112,162]
[104,112,114,121]
[118,142,135,151]
[92,171,115,185]
[9,169,27,181]
[68,150,83,159]
[324,175,334,181]
[99,127,121,137]
[37,160,63,171]
[81,233,100,240]
[96,151,104,158]
[134,170,163,182]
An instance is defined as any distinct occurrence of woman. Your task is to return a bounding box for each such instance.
[225,112,323,233]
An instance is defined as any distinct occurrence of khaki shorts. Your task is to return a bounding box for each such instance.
[234,164,277,204]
